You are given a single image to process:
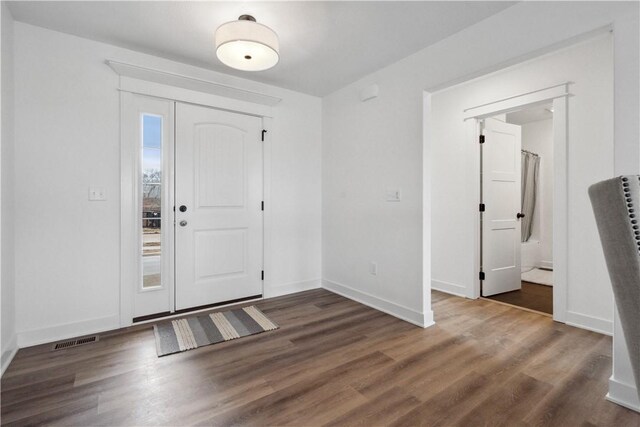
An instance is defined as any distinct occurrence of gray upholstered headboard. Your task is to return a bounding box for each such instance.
[589,176,640,398]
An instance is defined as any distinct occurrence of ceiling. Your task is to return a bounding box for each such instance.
[506,103,553,125]
[7,1,516,97]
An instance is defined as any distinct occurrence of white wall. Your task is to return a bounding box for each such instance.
[432,35,613,329]
[13,22,322,346]
[1,2,17,375]
[322,72,428,326]
[322,1,638,328]
[521,118,553,270]
[267,90,322,298]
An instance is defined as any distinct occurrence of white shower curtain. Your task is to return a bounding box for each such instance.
[521,150,540,242]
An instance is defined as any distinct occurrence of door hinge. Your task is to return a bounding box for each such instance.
[479,135,485,144]
[479,271,485,281]
[261,201,264,211]
[261,129,267,141]
[479,203,485,212]
[261,270,264,281]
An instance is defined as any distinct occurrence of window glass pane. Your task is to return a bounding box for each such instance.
[143,115,162,148]
[142,115,162,288]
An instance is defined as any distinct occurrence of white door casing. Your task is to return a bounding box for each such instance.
[481,118,522,296]
[175,103,264,310]
[460,84,568,320]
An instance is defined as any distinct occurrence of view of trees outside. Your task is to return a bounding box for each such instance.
[142,115,162,288]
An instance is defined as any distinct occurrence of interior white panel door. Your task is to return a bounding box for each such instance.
[482,118,522,297]
[175,103,263,310]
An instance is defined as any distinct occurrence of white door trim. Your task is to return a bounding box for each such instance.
[120,91,134,327]
[467,84,570,323]
[106,60,282,107]
[118,76,274,119]
[463,83,570,120]
[261,117,274,298]
[120,89,273,328]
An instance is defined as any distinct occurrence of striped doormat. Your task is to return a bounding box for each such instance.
[153,305,278,356]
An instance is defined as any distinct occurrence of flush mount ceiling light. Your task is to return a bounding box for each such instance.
[215,15,279,72]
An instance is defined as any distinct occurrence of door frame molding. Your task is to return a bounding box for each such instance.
[466,83,570,323]
[119,84,273,328]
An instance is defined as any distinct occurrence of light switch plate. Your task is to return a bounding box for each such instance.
[386,188,401,202]
[369,262,378,276]
[88,187,106,201]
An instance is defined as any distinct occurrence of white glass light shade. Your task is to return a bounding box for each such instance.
[215,19,279,71]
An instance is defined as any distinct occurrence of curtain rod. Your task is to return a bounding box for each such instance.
[521,149,540,156]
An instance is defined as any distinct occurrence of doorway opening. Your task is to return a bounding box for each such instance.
[481,103,554,315]
[466,84,568,322]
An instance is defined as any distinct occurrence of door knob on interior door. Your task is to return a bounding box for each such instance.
[179,220,188,227]
[517,213,526,219]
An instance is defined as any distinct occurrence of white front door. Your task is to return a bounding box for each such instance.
[175,103,264,310]
[122,94,175,319]
[481,118,522,297]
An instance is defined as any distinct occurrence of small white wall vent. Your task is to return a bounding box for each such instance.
[360,84,379,102]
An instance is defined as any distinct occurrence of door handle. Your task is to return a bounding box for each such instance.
[516,213,526,219]
[179,220,188,227]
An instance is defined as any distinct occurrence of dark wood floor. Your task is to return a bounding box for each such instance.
[2,289,639,426]
[486,281,554,315]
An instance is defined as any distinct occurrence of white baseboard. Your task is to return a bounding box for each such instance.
[321,279,434,328]
[1,334,18,377]
[607,376,640,412]
[264,278,321,299]
[16,281,321,349]
[431,279,469,298]
[565,311,612,336]
[539,260,554,270]
[17,314,121,348]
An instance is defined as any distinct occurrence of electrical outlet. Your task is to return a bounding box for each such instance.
[88,187,106,201]
[369,262,377,276]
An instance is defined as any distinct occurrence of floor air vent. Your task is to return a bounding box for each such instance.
[52,335,99,351]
